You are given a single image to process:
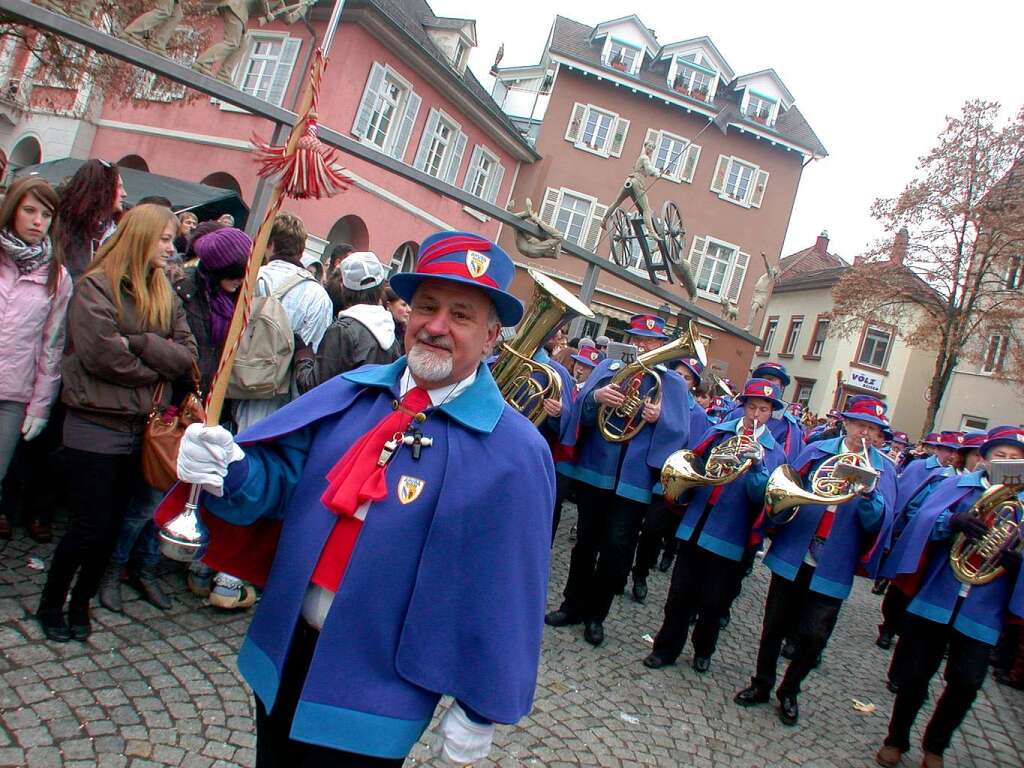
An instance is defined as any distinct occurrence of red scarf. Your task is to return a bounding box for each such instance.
[311,386,431,591]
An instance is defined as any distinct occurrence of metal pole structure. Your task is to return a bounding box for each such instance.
[0,0,761,344]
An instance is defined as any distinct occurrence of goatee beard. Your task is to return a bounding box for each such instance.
[407,343,454,383]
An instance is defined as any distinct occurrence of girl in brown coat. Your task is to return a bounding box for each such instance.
[36,205,197,642]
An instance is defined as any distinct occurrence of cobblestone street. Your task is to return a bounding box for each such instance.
[2,507,1022,768]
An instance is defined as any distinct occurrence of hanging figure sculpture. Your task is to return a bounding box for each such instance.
[746,252,780,331]
[124,0,184,53]
[602,140,662,246]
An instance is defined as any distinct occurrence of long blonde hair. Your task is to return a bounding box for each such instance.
[86,204,177,332]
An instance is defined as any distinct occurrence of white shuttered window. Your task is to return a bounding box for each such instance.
[413,108,467,183]
[686,235,750,302]
[238,35,301,106]
[352,62,422,161]
[539,187,607,252]
[565,102,630,158]
[463,145,505,204]
[710,155,770,208]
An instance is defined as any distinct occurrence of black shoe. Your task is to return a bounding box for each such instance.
[642,652,674,669]
[693,655,711,673]
[777,693,799,726]
[129,567,171,611]
[583,620,604,646]
[98,564,124,613]
[0,514,11,540]
[876,627,894,651]
[67,604,91,642]
[631,577,648,603]
[544,610,581,628]
[657,553,674,573]
[781,638,797,660]
[734,684,770,707]
[886,679,899,694]
[36,610,71,643]
[719,611,731,629]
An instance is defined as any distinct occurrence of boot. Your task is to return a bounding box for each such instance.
[657,551,674,573]
[0,514,11,540]
[67,602,91,642]
[130,565,171,610]
[98,563,124,613]
[631,574,648,603]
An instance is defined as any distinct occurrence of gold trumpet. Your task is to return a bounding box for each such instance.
[596,321,707,443]
[949,482,1024,586]
[764,438,879,525]
[662,431,764,501]
[492,268,594,426]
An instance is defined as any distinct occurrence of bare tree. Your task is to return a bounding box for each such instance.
[829,100,1024,432]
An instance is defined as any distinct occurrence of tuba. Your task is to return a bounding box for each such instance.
[949,482,1024,586]
[662,432,764,501]
[492,268,594,425]
[597,321,707,443]
[764,438,879,525]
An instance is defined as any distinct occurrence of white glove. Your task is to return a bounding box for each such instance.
[20,415,47,442]
[177,423,245,497]
[429,702,495,765]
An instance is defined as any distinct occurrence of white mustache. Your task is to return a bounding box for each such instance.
[415,332,453,352]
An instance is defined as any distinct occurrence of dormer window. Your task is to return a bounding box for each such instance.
[452,38,468,70]
[672,58,715,102]
[602,38,642,75]
[744,91,777,126]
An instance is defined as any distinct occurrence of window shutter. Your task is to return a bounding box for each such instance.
[681,143,701,183]
[686,235,707,276]
[584,203,608,252]
[484,162,505,205]
[609,117,630,157]
[539,187,561,226]
[727,251,750,302]
[390,89,421,161]
[266,37,301,106]
[710,155,729,193]
[444,130,467,184]
[413,108,439,171]
[462,146,483,192]
[749,169,770,208]
[352,61,387,138]
[565,103,586,142]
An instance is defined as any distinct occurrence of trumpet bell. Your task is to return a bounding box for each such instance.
[158,488,208,562]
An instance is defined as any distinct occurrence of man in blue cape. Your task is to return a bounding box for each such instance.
[874,425,1024,768]
[644,378,788,674]
[547,313,690,647]
[165,232,554,766]
[734,396,896,726]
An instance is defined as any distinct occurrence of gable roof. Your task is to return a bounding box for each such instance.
[590,15,660,54]
[774,238,849,292]
[545,15,827,157]
[734,69,795,108]
[658,36,735,82]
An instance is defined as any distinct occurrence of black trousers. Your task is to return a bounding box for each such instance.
[256,621,406,767]
[885,612,990,755]
[632,497,680,581]
[551,473,573,545]
[752,564,843,696]
[559,483,646,622]
[38,448,142,616]
[652,539,746,660]
[880,583,912,635]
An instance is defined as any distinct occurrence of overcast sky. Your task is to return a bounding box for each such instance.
[432,0,1023,261]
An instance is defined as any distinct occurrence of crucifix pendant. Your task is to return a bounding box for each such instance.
[403,430,433,460]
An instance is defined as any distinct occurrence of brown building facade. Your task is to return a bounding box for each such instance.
[493,14,826,379]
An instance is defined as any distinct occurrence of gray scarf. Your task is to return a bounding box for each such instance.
[0,228,51,275]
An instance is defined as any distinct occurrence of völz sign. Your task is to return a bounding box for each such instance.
[848,368,884,392]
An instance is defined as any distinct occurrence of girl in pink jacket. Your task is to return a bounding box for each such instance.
[0,177,71,539]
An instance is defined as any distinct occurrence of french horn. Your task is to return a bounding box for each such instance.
[662,431,763,501]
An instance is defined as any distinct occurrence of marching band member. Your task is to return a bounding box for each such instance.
[958,431,985,473]
[630,356,710,601]
[726,362,804,461]
[806,409,842,443]
[874,426,1024,768]
[546,314,690,647]
[875,431,960,650]
[567,344,604,389]
[643,378,787,673]
[164,233,554,766]
[734,397,895,726]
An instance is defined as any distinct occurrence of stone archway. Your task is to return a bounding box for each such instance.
[8,135,41,175]
[325,214,369,253]
[117,154,149,172]
[200,171,242,195]
[390,240,418,275]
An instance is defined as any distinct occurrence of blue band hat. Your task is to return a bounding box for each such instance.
[891,431,910,446]
[673,356,704,387]
[735,377,785,412]
[841,396,888,427]
[388,231,524,326]
[920,432,944,447]
[959,432,986,452]
[626,313,669,339]
[570,345,604,368]
[751,361,791,387]
[980,425,1024,458]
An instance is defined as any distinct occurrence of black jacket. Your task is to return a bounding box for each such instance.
[173,267,222,397]
[295,311,399,394]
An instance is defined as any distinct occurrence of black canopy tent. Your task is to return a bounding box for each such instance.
[15,157,249,227]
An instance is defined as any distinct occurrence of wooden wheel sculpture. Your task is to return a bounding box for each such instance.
[608,208,634,268]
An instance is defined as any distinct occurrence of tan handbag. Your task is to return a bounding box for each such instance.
[142,363,206,492]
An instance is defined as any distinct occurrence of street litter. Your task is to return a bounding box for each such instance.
[642,634,654,644]
[27,557,44,570]
[619,712,640,724]
[852,699,877,713]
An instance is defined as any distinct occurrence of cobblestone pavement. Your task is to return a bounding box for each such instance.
[2,507,1022,767]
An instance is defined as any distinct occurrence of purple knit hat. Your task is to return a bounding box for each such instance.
[193,228,251,277]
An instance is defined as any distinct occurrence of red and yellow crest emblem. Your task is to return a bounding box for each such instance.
[466,250,490,278]
[397,476,425,505]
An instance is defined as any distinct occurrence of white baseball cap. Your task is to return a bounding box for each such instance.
[341,251,386,290]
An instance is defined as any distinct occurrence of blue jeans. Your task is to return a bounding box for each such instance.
[110,484,162,569]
